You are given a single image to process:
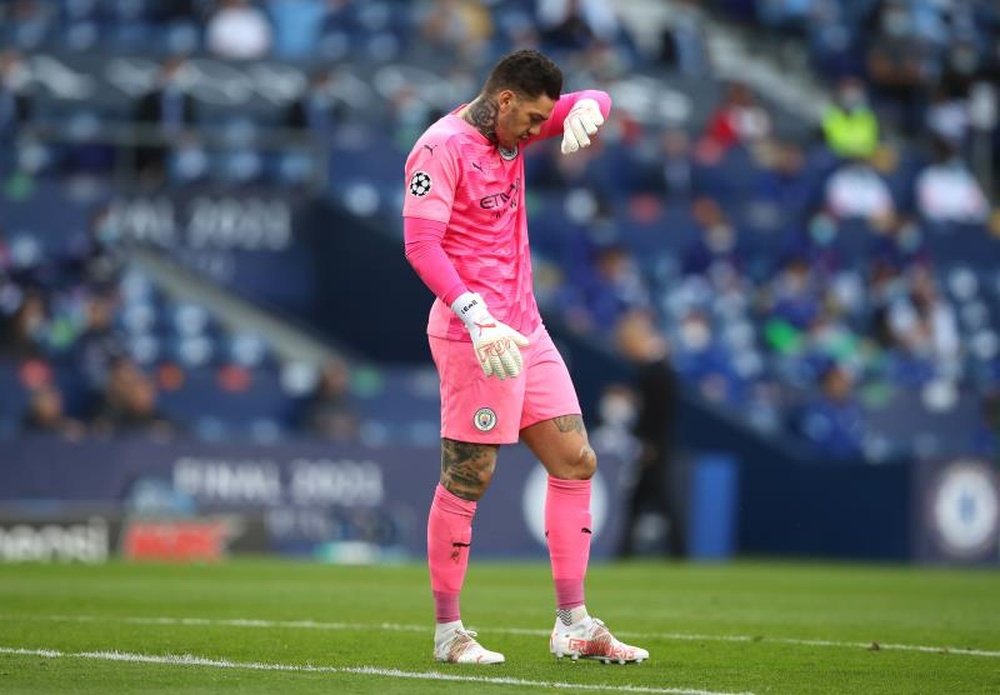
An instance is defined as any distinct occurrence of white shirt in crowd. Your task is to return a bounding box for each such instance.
[207,4,273,60]
[915,160,989,224]
[824,162,895,220]
[889,294,961,371]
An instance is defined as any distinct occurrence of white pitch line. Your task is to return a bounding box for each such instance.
[5,613,1000,659]
[0,646,749,695]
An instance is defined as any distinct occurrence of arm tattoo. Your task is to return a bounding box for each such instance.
[462,97,499,144]
[441,438,499,500]
[553,415,586,434]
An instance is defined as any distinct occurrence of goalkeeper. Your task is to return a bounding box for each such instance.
[402,48,648,666]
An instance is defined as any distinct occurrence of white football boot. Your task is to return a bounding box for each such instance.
[434,621,505,664]
[550,610,649,664]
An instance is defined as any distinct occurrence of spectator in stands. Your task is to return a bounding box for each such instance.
[802,303,860,366]
[268,0,327,60]
[285,68,346,137]
[766,255,822,332]
[502,12,543,53]
[756,139,814,221]
[207,0,274,60]
[792,361,866,460]
[133,56,196,182]
[298,356,358,441]
[868,258,907,349]
[915,137,989,226]
[656,0,711,77]
[417,0,494,66]
[530,141,608,192]
[21,383,85,440]
[782,212,841,280]
[75,291,124,417]
[2,0,54,49]
[925,84,971,153]
[92,357,177,438]
[938,37,983,103]
[672,306,738,404]
[388,83,442,152]
[863,0,931,135]
[80,205,127,289]
[575,37,631,82]
[0,288,47,359]
[887,266,961,376]
[536,0,623,52]
[682,197,741,277]
[822,76,879,160]
[657,127,695,198]
[588,382,639,460]
[0,49,30,142]
[870,213,928,272]
[806,0,857,78]
[318,0,365,56]
[823,156,895,222]
[580,244,652,333]
[613,309,685,559]
[699,82,772,156]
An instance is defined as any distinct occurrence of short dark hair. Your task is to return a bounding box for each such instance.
[482,49,562,101]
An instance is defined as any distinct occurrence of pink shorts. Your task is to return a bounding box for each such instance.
[428,323,582,444]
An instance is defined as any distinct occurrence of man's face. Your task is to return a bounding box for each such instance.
[825,368,852,402]
[495,90,556,149]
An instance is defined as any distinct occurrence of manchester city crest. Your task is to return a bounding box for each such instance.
[473,407,497,432]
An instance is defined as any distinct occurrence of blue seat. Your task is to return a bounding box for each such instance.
[158,367,294,428]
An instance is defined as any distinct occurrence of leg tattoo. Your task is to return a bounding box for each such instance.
[440,439,498,501]
[552,415,585,434]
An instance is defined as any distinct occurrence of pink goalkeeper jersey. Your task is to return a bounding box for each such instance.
[403,91,611,341]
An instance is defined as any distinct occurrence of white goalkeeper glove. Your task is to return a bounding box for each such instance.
[452,291,529,380]
[560,97,605,154]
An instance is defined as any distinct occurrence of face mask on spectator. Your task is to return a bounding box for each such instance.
[884,11,910,37]
[840,87,866,110]
[680,317,711,351]
[898,223,921,252]
[95,218,121,244]
[706,224,735,253]
[599,393,636,428]
[809,216,836,246]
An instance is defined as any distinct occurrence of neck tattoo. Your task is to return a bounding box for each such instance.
[463,96,499,145]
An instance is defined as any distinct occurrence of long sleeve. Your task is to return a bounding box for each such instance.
[403,216,467,305]
[531,89,613,144]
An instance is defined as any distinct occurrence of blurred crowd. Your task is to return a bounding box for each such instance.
[1,0,998,463]
[0,205,361,442]
[0,0,641,64]
[713,0,1000,142]
[535,90,998,460]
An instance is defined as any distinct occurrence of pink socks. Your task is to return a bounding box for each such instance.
[428,477,592,623]
[427,484,476,624]
[545,476,592,610]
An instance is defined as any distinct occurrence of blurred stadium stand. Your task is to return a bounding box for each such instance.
[1,0,998,561]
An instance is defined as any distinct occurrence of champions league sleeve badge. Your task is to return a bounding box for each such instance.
[408,171,432,197]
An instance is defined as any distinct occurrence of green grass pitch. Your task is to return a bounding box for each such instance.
[1,558,998,694]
